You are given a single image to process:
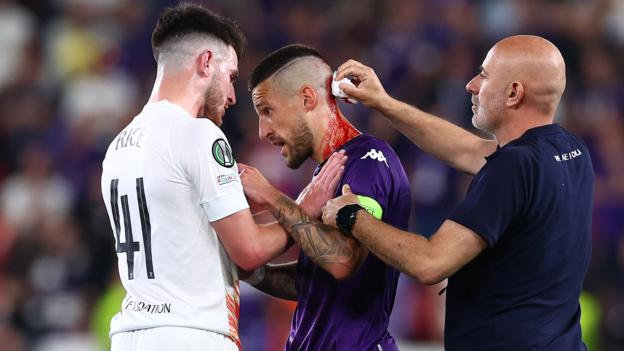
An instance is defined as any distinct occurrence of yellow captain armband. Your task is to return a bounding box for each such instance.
[356,195,383,220]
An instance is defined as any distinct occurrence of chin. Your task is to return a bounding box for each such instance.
[472,116,486,131]
[285,155,305,169]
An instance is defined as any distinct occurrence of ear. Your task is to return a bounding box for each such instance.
[506,81,524,108]
[300,85,318,112]
[197,50,214,78]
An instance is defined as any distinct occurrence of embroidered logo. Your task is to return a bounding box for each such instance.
[212,138,235,168]
[361,149,389,167]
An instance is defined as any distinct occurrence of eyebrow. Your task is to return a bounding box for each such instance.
[252,98,266,109]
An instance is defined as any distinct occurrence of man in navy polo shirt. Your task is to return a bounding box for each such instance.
[323,35,593,350]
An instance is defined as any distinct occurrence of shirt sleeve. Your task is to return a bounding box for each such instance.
[448,149,531,246]
[341,144,394,218]
[178,119,249,222]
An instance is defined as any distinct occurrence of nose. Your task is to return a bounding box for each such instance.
[466,75,479,95]
[227,83,236,106]
[258,117,273,140]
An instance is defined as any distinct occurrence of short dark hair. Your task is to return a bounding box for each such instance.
[248,44,325,91]
[151,3,246,60]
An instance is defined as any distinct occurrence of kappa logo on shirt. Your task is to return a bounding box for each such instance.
[361,148,389,167]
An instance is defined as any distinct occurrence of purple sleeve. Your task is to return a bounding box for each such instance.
[448,149,531,246]
[341,147,394,213]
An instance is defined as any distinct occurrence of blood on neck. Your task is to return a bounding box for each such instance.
[320,76,361,161]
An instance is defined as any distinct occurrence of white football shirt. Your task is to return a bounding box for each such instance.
[101,100,248,346]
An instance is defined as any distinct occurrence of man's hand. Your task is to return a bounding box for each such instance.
[335,59,391,111]
[296,150,347,218]
[322,184,360,227]
[239,163,281,206]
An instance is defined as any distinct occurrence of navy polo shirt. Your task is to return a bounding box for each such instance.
[446,124,593,351]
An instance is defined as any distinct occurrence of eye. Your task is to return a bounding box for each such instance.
[479,72,486,79]
[257,106,272,116]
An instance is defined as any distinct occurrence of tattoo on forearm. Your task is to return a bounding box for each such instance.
[272,195,359,266]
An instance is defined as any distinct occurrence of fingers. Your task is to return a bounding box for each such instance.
[339,83,358,97]
[318,152,339,183]
[326,164,345,195]
[318,150,347,184]
[335,59,369,80]
[238,163,258,176]
[295,183,311,204]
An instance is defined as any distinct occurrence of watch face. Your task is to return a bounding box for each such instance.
[348,210,359,226]
[337,204,363,234]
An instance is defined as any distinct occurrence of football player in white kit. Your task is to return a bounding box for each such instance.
[101,4,345,350]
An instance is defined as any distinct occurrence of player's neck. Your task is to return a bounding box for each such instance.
[148,70,201,118]
[315,109,361,163]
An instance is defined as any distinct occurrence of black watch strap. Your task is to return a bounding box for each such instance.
[336,204,365,234]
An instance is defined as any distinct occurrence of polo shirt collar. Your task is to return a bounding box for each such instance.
[485,123,562,161]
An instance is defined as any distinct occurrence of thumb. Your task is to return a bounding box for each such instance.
[342,184,352,195]
[339,83,358,97]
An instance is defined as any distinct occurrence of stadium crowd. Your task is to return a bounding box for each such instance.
[0,0,623,350]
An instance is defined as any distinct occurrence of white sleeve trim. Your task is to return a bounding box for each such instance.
[201,191,249,222]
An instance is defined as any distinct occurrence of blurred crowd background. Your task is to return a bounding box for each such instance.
[0,0,623,350]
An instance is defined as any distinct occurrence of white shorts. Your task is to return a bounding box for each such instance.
[111,327,238,351]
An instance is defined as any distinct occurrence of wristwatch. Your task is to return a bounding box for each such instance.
[336,204,365,234]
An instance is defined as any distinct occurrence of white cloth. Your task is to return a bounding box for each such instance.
[111,327,239,351]
[331,71,358,104]
[101,100,248,345]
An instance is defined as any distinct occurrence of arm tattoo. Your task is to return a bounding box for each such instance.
[253,263,298,301]
[272,195,362,267]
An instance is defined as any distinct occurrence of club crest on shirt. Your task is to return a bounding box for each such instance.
[361,148,389,168]
[212,138,235,168]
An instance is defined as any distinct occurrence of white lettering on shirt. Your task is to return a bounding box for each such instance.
[554,148,582,162]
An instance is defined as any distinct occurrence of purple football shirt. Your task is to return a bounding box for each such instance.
[286,135,411,351]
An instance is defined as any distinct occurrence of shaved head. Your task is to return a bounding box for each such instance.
[467,35,567,139]
[268,56,332,98]
[488,35,566,115]
[157,33,231,71]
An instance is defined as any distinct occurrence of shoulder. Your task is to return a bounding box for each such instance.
[184,117,223,138]
[561,127,592,155]
[343,135,399,162]
[340,135,404,186]
[481,145,535,179]
[173,118,229,153]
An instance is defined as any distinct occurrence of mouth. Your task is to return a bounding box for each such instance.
[269,139,287,155]
[471,100,478,111]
